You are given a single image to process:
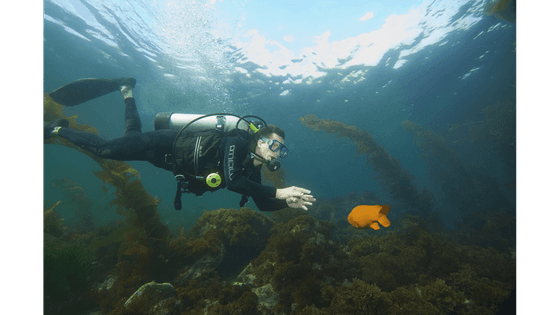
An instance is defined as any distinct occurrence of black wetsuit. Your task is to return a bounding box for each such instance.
[221,132,288,211]
[56,97,288,211]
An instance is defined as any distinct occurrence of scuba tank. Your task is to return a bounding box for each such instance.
[154,112,253,132]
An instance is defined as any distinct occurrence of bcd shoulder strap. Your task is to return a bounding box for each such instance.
[172,129,223,177]
[171,128,254,210]
[172,129,225,210]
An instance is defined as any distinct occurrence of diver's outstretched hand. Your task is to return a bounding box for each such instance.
[276,186,311,199]
[276,186,316,210]
[286,195,316,211]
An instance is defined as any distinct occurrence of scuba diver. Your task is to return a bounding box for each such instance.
[44,78,316,211]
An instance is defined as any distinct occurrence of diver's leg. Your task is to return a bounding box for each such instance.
[56,128,177,168]
[121,85,142,137]
[44,84,141,139]
[44,119,69,139]
[55,128,111,156]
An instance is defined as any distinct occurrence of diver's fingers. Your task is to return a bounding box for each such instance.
[302,195,315,201]
[294,195,314,202]
[293,187,311,194]
[278,187,310,199]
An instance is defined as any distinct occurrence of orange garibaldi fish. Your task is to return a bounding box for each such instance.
[347,205,391,230]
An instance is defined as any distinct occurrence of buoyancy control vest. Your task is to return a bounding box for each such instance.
[154,113,266,210]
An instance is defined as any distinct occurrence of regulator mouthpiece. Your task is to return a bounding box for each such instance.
[266,159,281,172]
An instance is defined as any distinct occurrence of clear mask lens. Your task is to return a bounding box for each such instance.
[261,137,289,159]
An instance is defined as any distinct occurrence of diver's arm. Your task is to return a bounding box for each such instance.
[247,169,289,211]
[252,195,289,212]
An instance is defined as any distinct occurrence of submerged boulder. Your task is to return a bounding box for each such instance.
[173,207,275,286]
[253,283,279,312]
[124,281,177,313]
[175,243,227,284]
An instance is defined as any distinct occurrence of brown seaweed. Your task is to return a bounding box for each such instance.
[262,167,286,188]
[44,201,67,238]
[484,0,516,22]
[402,120,463,166]
[402,119,515,237]
[468,96,516,172]
[44,93,168,253]
[299,114,434,217]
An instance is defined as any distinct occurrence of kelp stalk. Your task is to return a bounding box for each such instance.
[299,114,434,217]
[44,93,168,245]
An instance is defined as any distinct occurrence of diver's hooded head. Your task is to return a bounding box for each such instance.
[250,125,286,171]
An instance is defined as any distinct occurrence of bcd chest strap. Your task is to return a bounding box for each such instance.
[165,114,269,211]
[172,130,226,210]
[172,129,257,210]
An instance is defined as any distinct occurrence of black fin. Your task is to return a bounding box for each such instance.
[49,78,136,106]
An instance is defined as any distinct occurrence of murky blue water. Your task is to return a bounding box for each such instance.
[43,0,515,231]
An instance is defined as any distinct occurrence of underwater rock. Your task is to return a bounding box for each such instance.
[235,264,280,313]
[235,215,339,313]
[190,208,275,248]
[175,243,227,285]
[253,283,279,312]
[273,214,513,313]
[123,281,177,312]
[89,211,514,314]
[236,262,259,287]
[96,275,116,293]
[271,207,308,223]
[173,208,275,286]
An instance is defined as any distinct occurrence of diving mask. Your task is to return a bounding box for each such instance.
[260,137,289,159]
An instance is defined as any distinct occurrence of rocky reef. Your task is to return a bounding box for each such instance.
[43,155,514,315]
[44,202,515,315]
